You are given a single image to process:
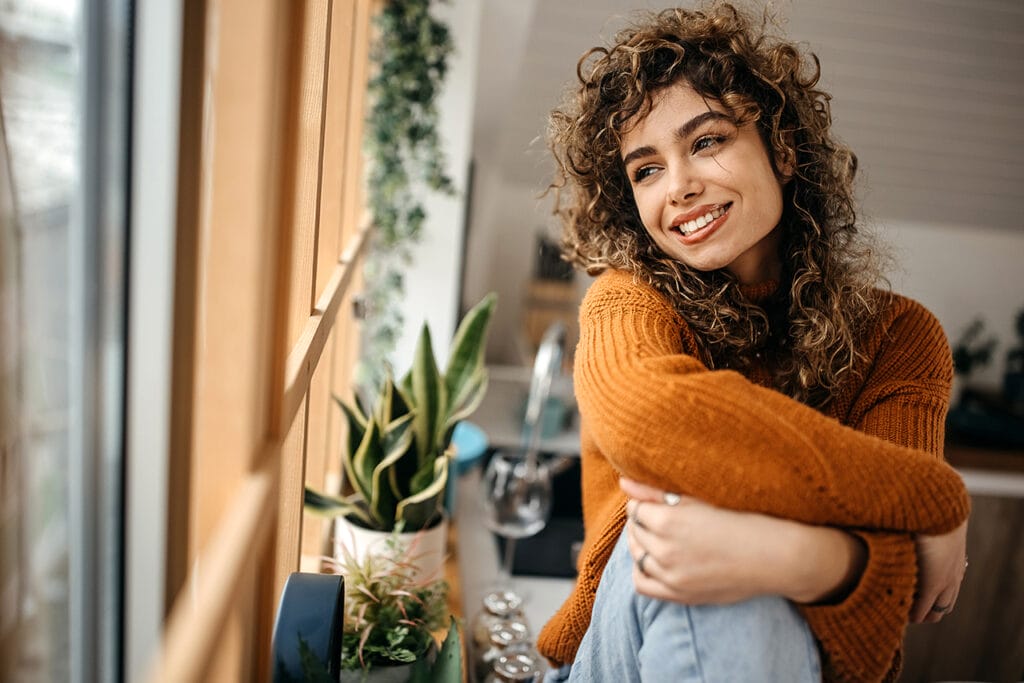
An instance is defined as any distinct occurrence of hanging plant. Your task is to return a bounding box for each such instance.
[360,0,455,389]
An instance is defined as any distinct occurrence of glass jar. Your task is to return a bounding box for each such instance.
[471,590,526,654]
[484,649,544,683]
[473,618,531,683]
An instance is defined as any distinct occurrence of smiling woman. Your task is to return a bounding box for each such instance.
[536,4,970,682]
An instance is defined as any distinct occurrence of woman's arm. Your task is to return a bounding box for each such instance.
[610,299,969,679]
[620,478,867,605]
[577,270,968,534]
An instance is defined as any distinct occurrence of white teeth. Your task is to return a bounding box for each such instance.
[679,205,726,236]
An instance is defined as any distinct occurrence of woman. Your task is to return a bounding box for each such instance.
[534,4,970,682]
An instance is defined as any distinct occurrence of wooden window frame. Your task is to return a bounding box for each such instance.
[145,0,377,679]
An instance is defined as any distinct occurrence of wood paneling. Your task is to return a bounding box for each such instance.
[900,493,1024,682]
[150,0,375,678]
[187,0,292,561]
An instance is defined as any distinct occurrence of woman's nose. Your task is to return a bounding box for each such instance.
[667,165,703,205]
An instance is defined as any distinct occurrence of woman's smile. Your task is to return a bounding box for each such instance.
[671,202,731,240]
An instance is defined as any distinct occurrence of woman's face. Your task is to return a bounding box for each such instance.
[620,82,791,284]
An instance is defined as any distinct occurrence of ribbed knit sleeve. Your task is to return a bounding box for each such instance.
[574,270,968,534]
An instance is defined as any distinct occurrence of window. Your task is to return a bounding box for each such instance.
[136,0,376,679]
[1,1,129,680]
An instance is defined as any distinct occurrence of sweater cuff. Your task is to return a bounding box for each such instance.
[800,531,917,683]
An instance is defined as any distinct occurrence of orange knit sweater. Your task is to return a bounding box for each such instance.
[535,270,971,683]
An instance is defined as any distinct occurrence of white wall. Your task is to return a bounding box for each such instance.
[883,220,1024,388]
[462,175,552,364]
[390,0,481,372]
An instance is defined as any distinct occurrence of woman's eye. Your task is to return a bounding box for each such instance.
[693,135,725,153]
[633,165,658,182]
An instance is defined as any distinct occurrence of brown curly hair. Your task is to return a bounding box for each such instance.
[548,1,886,406]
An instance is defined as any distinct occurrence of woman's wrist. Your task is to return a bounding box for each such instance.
[777,522,868,604]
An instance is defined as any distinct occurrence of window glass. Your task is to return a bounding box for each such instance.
[1,0,127,680]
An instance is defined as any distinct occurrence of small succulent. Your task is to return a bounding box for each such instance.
[323,533,449,673]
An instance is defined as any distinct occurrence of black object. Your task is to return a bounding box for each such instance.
[493,453,584,578]
[947,388,1024,450]
[535,235,574,282]
[271,571,345,682]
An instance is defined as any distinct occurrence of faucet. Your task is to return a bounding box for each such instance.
[521,321,566,462]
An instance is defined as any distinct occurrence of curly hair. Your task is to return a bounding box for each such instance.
[548,1,886,406]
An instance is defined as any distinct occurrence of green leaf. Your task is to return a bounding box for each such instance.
[444,293,496,411]
[431,618,462,683]
[396,456,448,530]
[334,394,367,468]
[302,488,373,527]
[350,418,384,524]
[390,384,422,499]
[444,366,488,433]
[405,325,447,468]
[371,412,415,519]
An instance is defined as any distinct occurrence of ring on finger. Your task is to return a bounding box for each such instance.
[930,602,952,614]
[632,501,645,529]
[663,492,681,506]
[637,550,650,576]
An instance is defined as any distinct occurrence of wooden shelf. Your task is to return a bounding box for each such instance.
[945,440,1024,474]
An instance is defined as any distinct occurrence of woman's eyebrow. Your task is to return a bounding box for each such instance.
[621,110,733,166]
[675,110,732,141]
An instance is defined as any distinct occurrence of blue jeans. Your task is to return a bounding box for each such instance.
[545,533,822,682]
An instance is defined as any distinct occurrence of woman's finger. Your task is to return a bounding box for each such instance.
[911,582,960,624]
[626,510,665,556]
[620,477,669,502]
[923,585,961,624]
[620,477,698,508]
[625,525,661,577]
[632,562,679,602]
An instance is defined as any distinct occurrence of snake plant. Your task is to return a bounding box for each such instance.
[305,293,496,532]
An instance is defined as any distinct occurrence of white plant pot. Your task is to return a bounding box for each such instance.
[334,515,449,584]
[339,642,437,683]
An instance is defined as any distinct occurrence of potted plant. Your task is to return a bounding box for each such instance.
[306,293,496,579]
[950,317,997,406]
[1003,307,1024,410]
[274,533,460,682]
[321,533,456,682]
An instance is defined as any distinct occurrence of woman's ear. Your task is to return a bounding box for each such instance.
[775,133,796,183]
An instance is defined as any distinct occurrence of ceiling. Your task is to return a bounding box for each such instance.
[471,0,1024,232]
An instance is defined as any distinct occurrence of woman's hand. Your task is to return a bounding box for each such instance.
[621,477,867,606]
[910,520,968,623]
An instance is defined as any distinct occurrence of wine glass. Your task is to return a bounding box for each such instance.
[480,321,564,600]
[479,448,553,592]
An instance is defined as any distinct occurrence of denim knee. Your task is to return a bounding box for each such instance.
[568,532,821,682]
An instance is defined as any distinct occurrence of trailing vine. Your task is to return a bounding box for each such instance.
[360,0,454,388]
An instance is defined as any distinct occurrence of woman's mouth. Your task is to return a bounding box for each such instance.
[672,203,732,237]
